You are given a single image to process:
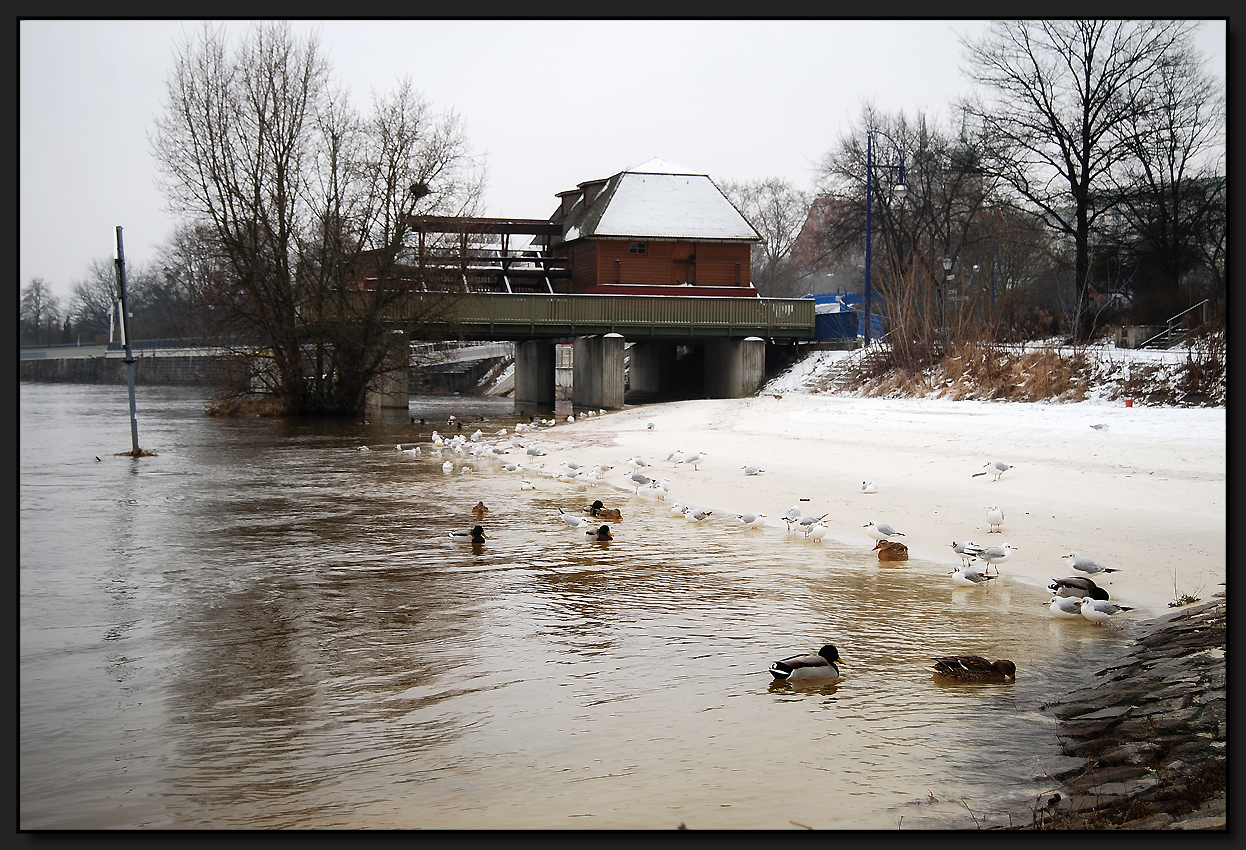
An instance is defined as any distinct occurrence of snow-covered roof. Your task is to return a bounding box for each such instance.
[554,161,760,243]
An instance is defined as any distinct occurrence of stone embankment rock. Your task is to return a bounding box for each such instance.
[1016,595,1226,830]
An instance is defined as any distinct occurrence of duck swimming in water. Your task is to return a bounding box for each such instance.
[931,656,1016,682]
[769,644,846,682]
[449,525,487,544]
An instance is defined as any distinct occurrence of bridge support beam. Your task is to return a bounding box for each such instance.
[573,334,625,410]
[366,333,410,410]
[514,340,556,414]
[628,341,677,395]
[704,336,766,399]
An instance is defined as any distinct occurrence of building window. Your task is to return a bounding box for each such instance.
[629,242,647,254]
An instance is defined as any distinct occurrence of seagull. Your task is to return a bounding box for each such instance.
[520,478,537,490]
[951,564,995,587]
[1062,551,1120,576]
[448,525,487,544]
[557,509,590,530]
[805,522,829,542]
[1090,423,1109,431]
[683,507,713,522]
[981,460,1013,481]
[974,543,1017,573]
[650,478,671,500]
[782,506,803,532]
[861,480,878,494]
[1047,596,1084,619]
[864,520,905,541]
[526,447,546,457]
[742,464,765,476]
[769,644,845,682]
[951,540,985,567]
[735,512,767,529]
[664,448,684,463]
[561,461,582,472]
[441,460,454,473]
[502,462,522,474]
[626,456,649,471]
[986,505,1005,533]
[1080,596,1134,626]
[629,471,653,493]
[647,422,655,430]
[1049,576,1109,600]
[797,513,829,535]
[680,451,707,471]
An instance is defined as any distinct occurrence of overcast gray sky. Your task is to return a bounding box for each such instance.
[19,19,1227,306]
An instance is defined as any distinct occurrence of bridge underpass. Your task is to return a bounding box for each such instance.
[371,292,815,412]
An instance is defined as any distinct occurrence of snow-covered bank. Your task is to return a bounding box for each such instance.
[510,377,1224,621]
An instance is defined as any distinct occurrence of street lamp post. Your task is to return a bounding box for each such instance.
[864,130,908,346]
[942,256,953,339]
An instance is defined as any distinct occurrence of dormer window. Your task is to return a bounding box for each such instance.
[629,242,647,254]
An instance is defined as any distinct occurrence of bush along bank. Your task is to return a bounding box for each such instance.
[1017,596,1226,830]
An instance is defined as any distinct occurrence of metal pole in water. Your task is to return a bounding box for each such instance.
[115,226,142,457]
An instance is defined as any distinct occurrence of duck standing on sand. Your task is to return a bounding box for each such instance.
[931,656,1016,682]
[769,644,846,682]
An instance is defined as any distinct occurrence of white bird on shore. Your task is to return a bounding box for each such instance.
[861,480,877,494]
[974,543,1017,573]
[805,521,829,542]
[683,507,713,522]
[783,506,803,532]
[742,464,765,476]
[1062,551,1120,576]
[520,478,536,490]
[1048,596,1083,619]
[951,565,996,587]
[986,505,1005,533]
[736,512,767,529]
[664,448,684,463]
[1080,596,1133,626]
[951,540,985,567]
[680,451,707,471]
[650,478,671,500]
[797,514,829,536]
[626,456,649,471]
[981,460,1013,481]
[502,462,522,473]
[441,460,453,473]
[864,520,905,541]
[629,471,653,493]
[647,422,655,430]
[526,447,546,457]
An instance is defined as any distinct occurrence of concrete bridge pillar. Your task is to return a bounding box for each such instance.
[514,340,556,414]
[628,341,678,395]
[573,333,625,410]
[366,333,410,410]
[704,336,766,399]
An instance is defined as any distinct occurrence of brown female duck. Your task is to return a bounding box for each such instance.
[931,655,1016,682]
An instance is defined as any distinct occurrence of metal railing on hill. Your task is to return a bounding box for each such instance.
[1139,300,1211,350]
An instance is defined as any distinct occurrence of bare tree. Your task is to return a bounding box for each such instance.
[20,278,61,346]
[151,21,485,415]
[960,20,1197,342]
[718,177,811,296]
[68,259,121,341]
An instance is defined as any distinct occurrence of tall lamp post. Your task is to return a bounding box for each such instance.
[864,130,908,346]
[942,256,953,339]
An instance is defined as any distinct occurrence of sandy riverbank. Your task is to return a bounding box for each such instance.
[507,394,1225,620]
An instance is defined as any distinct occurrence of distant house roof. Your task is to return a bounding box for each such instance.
[553,159,761,244]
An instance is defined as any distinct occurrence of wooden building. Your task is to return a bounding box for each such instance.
[404,159,761,298]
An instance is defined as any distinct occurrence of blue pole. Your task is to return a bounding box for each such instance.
[864,133,873,346]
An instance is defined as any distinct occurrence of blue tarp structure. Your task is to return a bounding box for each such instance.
[806,292,887,340]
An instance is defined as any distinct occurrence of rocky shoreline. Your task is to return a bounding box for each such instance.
[1008,594,1226,830]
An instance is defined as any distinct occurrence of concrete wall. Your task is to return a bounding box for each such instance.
[572,334,625,410]
[19,355,228,386]
[514,340,555,412]
[703,337,765,398]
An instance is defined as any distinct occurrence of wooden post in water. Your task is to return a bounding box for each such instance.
[114,226,142,457]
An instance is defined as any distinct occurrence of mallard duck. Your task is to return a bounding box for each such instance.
[1049,576,1109,600]
[449,525,487,544]
[931,655,1016,682]
[769,644,845,681]
[589,524,613,542]
[873,539,909,561]
[864,520,905,540]
[1080,596,1133,625]
[582,500,622,521]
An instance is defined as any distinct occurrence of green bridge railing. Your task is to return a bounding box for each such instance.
[383,292,816,341]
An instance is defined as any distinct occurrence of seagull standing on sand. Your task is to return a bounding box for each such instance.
[974,543,1017,574]
[981,460,1013,481]
[650,478,671,500]
[864,520,905,541]
[951,540,985,567]
[680,451,707,471]
[626,456,649,471]
[629,471,653,493]
[986,505,1005,533]
[742,464,765,476]
[1062,551,1120,576]
[861,480,878,494]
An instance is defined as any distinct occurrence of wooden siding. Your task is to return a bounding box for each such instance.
[569,239,754,294]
